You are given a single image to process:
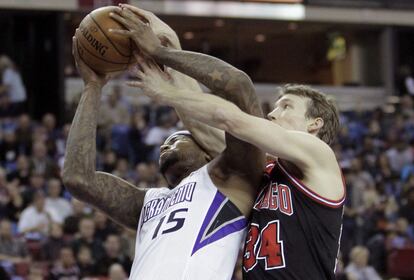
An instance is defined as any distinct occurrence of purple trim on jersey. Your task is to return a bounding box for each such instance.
[191,191,247,255]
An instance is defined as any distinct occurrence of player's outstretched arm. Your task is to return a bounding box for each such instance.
[112,4,225,158]
[128,54,265,216]
[62,37,145,230]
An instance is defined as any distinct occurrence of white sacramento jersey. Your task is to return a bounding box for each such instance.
[129,165,247,280]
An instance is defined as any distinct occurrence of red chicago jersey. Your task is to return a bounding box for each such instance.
[243,160,345,280]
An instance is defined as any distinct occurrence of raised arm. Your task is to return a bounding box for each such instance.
[116,4,225,158]
[110,6,265,188]
[62,37,145,230]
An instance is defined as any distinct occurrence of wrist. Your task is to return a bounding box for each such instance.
[164,89,186,106]
[85,81,103,90]
[152,45,167,59]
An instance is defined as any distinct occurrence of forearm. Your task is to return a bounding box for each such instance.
[161,89,242,133]
[62,83,101,190]
[168,69,225,157]
[62,84,144,229]
[153,47,258,113]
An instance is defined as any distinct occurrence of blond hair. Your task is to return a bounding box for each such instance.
[279,84,340,145]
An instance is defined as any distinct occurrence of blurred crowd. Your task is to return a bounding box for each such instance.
[1,54,414,279]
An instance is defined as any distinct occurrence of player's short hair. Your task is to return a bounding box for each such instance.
[164,130,192,144]
[164,130,209,156]
[279,84,340,146]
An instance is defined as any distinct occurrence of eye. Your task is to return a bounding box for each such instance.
[284,104,289,109]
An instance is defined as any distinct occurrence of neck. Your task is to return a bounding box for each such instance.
[165,164,193,187]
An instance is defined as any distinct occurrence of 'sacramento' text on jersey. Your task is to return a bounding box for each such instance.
[129,165,247,280]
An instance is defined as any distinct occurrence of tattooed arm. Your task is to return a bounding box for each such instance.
[127,57,265,215]
[62,37,146,230]
[151,50,266,187]
[113,4,225,158]
[110,8,265,213]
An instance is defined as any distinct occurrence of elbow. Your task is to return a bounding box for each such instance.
[233,70,254,91]
[62,170,90,197]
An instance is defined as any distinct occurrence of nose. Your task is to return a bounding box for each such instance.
[267,108,279,121]
[267,112,276,121]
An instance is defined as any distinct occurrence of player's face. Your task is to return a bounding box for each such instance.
[159,135,209,185]
[267,94,310,132]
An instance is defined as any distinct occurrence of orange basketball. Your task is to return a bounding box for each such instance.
[75,6,134,74]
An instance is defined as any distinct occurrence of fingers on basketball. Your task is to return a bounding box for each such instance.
[109,12,129,28]
[76,7,135,74]
[119,4,151,25]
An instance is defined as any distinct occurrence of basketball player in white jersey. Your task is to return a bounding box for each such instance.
[63,7,265,280]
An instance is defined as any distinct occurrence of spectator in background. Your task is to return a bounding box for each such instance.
[22,172,45,207]
[45,178,72,224]
[14,114,33,156]
[96,234,132,276]
[345,246,381,280]
[42,113,59,141]
[101,150,117,173]
[0,55,26,114]
[30,140,58,178]
[399,188,414,225]
[42,223,66,261]
[119,229,135,261]
[0,91,17,119]
[27,264,45,280]
[98,88,130,139]
[133,162,162,188]
[0,266,10,280]
[0,128,19,168]
[49,246,80,280]
[76,246,96,278]
[41,113,60,156]
[128,109,150,165]
[0,168,11,216]
[71,217,104,260]
[385,217,414,250]
[63,199,89,235]
[112,158,131,181]
[18,191,51,238]
[55,123,71,159]
[402,171,414,194]
[31,125,48,145]
[386,140,413,174]
[108,263,128,280]
[144,112,177,161]
[2,179,23,223]
[347,157,376,222]
[399,65,414,96]
[0,219,29,263]
[93,211,118,242]
[7,155,31,187]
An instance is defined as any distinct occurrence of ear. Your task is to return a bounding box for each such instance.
[308,117,324,134]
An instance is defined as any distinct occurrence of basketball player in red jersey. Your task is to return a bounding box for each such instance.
[111,6,345,279]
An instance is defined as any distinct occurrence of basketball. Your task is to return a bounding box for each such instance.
[75,6,134,74]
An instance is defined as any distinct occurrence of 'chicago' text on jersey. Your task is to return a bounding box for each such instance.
[253,182,294,216]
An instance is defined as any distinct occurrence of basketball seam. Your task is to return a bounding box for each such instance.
[78,39,129,66]
[89,14,130,58]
